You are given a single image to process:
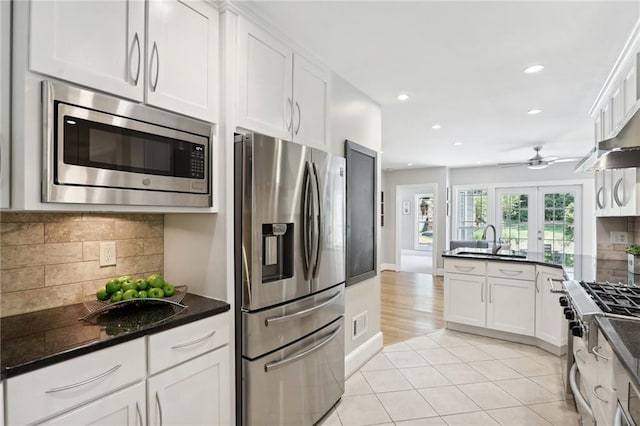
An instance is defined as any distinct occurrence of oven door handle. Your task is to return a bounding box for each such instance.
[264,292,341,326]
[264,324,342,372]
[569,363,594,419]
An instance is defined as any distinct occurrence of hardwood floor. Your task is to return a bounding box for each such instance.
[380,270,444,345]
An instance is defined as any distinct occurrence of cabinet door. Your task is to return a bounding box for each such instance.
[614,168,638,216]
[146,0,219,122]
[623,61,637,119]
[30,0,144,101]
[148,347,230,426]
[602,104,612,139]
[444,273,486,327]
[595,169,610,217]
[0,0,9,208]
[292,54,330,149]
[611,88,624,133]
[237,17,293,141]
[535,266,567,347]
[40,382,145,426]
[486,277,535,336]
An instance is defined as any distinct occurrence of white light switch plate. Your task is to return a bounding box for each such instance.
[99,241,117,266]
[610,231,630,244]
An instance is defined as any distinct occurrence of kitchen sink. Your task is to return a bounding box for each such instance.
[454,248,527,259]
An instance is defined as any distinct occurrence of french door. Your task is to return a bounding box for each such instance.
[495,185,581,276]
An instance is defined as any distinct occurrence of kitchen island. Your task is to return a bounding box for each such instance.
[442,248,568,355]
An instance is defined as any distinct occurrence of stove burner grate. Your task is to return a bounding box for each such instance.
[581,281,640,318]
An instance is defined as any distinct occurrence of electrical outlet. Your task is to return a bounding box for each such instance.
[99,241,116,267]
[610,231,630,244]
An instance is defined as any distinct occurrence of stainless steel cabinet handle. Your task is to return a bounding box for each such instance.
[136,402,143,426]
[286,97,293,131]
[480,281,484,303]
[265,325,341,372]
[171,330,216,349]
[454,265,474,272]
[535,271,540,293]
[613,177,625,207]
[596,186,605,209]
[45,364,122,393]
[498,269,523,276]
[489,283,493,303]
[548,277,566,294]
[156,392,163,426]
[569,363,594,418]
[592,385,609,404]
[130,32,141,85]
[150,42,160,92]
[295,101,302,135]
[592,346,611,361]
[266,293,341,326]
[575,349,586,363]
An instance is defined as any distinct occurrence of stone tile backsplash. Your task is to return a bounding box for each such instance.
[0,213,164,317]
[596,217,634,282]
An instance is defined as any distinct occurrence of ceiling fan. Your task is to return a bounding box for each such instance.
[498,146,581,170]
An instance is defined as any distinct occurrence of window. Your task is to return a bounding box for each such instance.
[456,189,488,240]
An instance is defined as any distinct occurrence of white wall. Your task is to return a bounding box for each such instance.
[330,73,383,357]
[381,162,596,276]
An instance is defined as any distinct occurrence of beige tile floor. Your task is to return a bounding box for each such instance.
[319,329,578,426]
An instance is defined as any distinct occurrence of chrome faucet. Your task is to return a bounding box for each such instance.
[481,224,502,255]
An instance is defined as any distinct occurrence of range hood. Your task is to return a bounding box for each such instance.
[575,107,640,172]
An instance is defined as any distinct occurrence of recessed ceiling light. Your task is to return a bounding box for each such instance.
[454,141,463,146]
[528,109,542,115]
[407,163,413,166]
[397,93,409,101]
[524,64,545,74]
[432,124,441,129]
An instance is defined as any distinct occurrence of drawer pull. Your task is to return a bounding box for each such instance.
[499,268,523,276]
[136,402,143,426]
[265,293,341,326]
[454,265,474,272]
[45,364,122,393]
[592,385,609,404]
[265,325,341,372]
[171,330,216,350]
[593,346,611,361]
[575,349,587,363]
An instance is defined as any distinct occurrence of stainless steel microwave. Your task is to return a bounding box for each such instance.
[42,80,212,207]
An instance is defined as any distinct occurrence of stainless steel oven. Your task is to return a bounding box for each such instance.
[43,80,212,207]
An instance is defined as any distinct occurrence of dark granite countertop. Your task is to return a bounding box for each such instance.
[443,248,567,272]
[0,293,230,379]
[596,316,640,391]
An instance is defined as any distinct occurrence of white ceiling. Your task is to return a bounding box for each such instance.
[239,1,639,170]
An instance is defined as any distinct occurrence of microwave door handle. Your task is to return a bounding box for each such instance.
[311,162,322,278]
[302,162,312,280]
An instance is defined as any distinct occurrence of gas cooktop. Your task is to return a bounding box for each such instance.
[581,281,640,318]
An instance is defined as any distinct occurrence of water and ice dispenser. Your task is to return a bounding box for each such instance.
[262,223,293,283]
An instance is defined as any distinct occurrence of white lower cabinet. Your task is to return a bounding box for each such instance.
[535,266,567,347]
[444,272,486,327]
[40,381,145,426]
[486,277,535,336]
[147,346,230,426]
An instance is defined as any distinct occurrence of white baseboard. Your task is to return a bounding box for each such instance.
[345,331,383,378]
[380,263,397,271]
[436,268,445,276]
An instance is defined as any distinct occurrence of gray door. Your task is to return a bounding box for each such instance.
[310,149,346,293]
[240,134,311,310]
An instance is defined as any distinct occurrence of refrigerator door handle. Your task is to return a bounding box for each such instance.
[264,324,342,372]
[311,162,323,278]
[302,162,312,280]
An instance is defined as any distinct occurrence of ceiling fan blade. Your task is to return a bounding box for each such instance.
[542,156,559,162]
[553,157,582,163]
[498,162,528,168]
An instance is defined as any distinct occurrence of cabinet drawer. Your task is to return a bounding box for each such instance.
[487,262,535,281]
[6,338,145,426]
[148,312,229,375]
[444,259,486,276]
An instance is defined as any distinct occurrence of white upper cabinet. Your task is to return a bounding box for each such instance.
[602,102,612,138]
[29,0,145,101]
[237,18,293,141]
[611,87,623,133]
[146,0,219,122]
[29,0,219,123]
[622,59,637,119]
[293,55,330,148]
[237,17,330,148]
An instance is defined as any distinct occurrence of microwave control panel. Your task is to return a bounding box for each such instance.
[191,145,206,179]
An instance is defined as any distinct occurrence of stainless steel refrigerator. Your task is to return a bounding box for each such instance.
[234,132,345,426]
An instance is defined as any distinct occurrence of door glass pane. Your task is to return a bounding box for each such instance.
[417,196,433,248]
[500,194,529,252]
[457,189,487,240]
[543,192,575,273]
